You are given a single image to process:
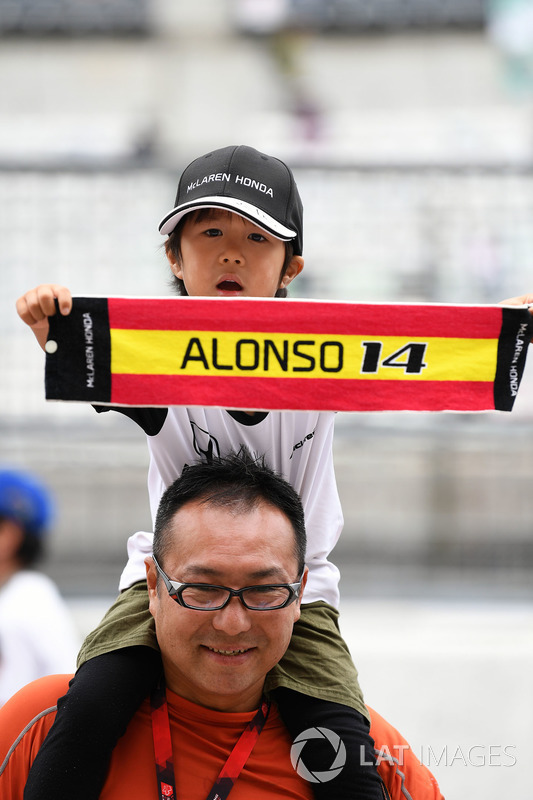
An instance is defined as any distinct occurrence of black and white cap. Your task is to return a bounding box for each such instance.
[158,145,303,255]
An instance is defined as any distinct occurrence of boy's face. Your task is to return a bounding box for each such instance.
[167,210,303,298]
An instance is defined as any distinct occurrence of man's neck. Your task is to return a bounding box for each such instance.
[163,665,264,713]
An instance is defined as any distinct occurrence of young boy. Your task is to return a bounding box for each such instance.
[16,145,388,800]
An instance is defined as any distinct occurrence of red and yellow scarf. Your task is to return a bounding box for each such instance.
[44,296,532,412]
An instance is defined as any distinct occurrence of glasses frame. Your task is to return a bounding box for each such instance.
[152,555,303,611]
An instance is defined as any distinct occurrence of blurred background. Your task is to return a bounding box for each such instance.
[1,1,533,796]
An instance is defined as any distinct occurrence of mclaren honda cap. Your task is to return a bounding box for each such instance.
[158,145,303,255]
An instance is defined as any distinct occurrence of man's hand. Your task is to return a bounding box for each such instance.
[16,284,73,351]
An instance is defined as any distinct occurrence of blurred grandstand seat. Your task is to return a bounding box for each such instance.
[0,0,149,35]
[235,0,486,33]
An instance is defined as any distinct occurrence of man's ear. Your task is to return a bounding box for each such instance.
[293,566,309,622]
[145,556,158,613]
[299,566,309,601]
[280,255,304,289]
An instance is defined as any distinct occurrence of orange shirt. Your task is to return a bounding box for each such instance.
[0,675,443,800]
[0,675,312,800]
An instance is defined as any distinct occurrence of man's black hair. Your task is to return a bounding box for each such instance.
[153,446,306,575]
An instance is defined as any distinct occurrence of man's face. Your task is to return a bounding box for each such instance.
[168,209,303,298]
[147,498,306,713]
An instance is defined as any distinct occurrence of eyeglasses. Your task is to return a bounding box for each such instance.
[152,555,303,611]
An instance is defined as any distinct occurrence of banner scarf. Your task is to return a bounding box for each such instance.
[44,296,533,412]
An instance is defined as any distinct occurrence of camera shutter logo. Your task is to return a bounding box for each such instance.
[290,727,346,783]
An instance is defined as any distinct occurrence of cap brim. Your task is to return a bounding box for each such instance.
[158,195,296,241]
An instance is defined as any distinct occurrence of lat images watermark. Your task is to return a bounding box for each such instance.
[289,729,517,785]
[360,744,517,768]
[290,727,347,783]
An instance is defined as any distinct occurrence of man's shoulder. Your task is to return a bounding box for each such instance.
[9,674,71,707]
[0,675,71,759]
[368,706,443,800]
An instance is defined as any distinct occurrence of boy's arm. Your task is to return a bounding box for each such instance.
[16,284,73,351]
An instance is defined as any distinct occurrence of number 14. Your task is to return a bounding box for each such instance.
[361,342,428,374]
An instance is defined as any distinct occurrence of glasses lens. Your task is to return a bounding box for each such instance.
[242,586,292,609]
[181,585,229,609]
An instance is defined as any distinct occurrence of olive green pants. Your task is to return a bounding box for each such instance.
[78,581,368,721]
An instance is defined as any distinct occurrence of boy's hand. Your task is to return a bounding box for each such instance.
[16,284,72,351]
[499,293,533,308]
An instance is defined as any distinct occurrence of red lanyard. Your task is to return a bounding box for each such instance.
[150,675,271,800]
